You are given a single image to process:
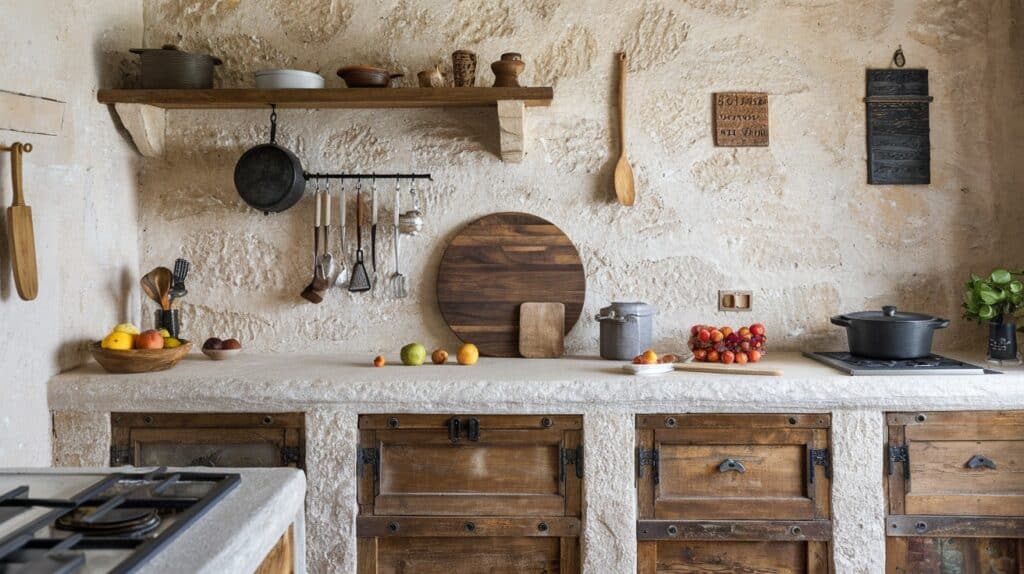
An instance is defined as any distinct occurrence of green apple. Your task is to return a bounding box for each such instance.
[400,343,427,366]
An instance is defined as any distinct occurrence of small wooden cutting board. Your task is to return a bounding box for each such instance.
[519,302,565,358]
[674,362,783,376]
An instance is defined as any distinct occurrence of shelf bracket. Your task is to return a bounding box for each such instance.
[114,103,165,157]
[497,100,526,163]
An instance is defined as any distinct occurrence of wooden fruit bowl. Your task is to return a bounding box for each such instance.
[89,341,192,374]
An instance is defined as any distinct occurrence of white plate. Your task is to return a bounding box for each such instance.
[255,69,325,89]
[622,363,675,376]
[202,348,242,361]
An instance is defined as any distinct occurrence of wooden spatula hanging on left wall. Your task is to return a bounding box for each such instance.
[4,142,37,300]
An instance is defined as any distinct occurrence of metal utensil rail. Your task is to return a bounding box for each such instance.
[304,173,432,181]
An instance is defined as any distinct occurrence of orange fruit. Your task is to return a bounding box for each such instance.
[457,343,479,365]
[641,349,658,364]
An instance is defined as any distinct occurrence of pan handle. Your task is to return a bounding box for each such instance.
[830,315,852,327]
[931,318,950,329]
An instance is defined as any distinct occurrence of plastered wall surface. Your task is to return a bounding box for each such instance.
[137,0,1023,356]
[0,1,142,465]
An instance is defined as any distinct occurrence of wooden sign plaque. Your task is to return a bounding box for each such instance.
[713,92,769,147]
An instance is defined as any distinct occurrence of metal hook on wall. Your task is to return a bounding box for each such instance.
[892,45,906,68]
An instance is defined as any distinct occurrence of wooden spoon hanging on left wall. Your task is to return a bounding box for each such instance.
[5,142,37,301]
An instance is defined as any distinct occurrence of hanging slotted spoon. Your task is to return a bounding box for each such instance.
[389,181,408,299]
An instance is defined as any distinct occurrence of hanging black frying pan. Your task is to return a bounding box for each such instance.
[234,106,306,214]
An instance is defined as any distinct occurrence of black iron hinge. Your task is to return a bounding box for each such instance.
[358,447,380,480]
[888,445,910,479]
[637,448,660,484]
[560,445,584,482]
[447,417,481,443]
[281,446,301,465]
[109,446,132,466]
[809,448,831,484]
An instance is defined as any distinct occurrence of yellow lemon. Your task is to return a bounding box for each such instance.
[157,328,171,338]
[102,331,134,351]
[456,343,479,366]
[164,337,182,349]
[113,323,140,336]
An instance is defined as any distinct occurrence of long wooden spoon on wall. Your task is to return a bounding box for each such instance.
[614,53,635,206]
[5,142,37,300]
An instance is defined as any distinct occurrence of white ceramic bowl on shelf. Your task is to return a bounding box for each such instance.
[255,69,325,89]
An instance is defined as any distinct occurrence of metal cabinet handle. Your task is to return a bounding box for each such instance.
[447,417,461,443]
[718,458,746,474]
[966,454,997,470]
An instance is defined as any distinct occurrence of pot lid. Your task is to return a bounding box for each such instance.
[130,44,222,64]
[599,301,657,318]
[841,305,937,323]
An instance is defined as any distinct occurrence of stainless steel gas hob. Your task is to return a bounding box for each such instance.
[804,352,989,376]
[0,468,240,573]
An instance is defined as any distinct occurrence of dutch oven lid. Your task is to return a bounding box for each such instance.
[841,305,937,323]
[130,44,222,64]
[599,301,658,318]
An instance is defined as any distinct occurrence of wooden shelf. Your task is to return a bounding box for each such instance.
[98,88,552,161]
[97,87,552,109]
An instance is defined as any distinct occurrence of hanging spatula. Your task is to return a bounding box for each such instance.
[614,53,636,206]
[348,187,372,293]
[5,143,37,300]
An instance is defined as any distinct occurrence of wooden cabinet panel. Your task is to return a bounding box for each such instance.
[638,540,830,573]
[639,415,831,521]
[888,411,1024,517]
[110,413,304,469]
[358,414,582,573]
[886,537,1022,574]
[373,537,561,573]
[360,415,581,517]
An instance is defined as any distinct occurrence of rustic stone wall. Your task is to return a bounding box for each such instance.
[0,0,142,465]
[138,0,1020,355]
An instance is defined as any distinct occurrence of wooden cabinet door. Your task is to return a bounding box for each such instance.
[111,413,304,468]
[888,411,1024,517]
[637,414,831,521]
[359,414,582,517]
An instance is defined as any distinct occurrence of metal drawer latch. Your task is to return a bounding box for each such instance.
[109,446,132,466]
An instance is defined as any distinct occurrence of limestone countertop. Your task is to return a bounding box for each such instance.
[49,351,1024,412]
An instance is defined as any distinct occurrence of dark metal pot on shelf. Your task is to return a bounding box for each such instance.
[830,306,949,360]
[130,45,222,89]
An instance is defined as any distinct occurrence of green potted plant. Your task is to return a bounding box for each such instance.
[963,268,1024,363]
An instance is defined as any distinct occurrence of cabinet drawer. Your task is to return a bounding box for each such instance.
[886,537,1022,574]
[360,535,577,574]
[111,412,304,468]
[358,414,582,517]
[888,411,1024,516]
[637,414,831,520]
[638,540,830,573]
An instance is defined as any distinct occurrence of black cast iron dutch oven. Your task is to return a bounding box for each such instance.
[831,306,950,360]
[234,107,306,214]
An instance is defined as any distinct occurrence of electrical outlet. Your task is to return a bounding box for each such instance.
[718,290,752,312]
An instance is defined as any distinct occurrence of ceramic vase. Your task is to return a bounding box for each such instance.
[452,50,477,87]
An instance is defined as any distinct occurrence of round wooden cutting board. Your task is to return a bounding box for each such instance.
[437,212,586,357]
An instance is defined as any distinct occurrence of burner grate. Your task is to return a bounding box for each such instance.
[0,469,240,574]
[804,352,988,376]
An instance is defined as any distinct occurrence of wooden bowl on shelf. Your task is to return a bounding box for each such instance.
[89,341,192,374]
[337,66,392,88]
